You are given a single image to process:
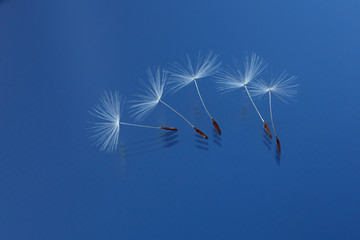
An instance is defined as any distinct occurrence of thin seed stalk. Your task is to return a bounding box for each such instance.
[194,79,221,135]
[159,99,194,128]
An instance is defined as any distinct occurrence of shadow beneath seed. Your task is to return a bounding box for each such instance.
[194,133,209,151]
[196,139,208,145]
[263,130,271,143]
[163,140,179,148]
[263,140,271,150]
[212,128,222,147]
[275,151,281,166]
[120,131,179,159]
[162,132,178,142]
[196,145,209,151]
[262,130,272,150]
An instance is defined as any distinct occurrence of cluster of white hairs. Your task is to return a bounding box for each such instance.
[89,51,298,154]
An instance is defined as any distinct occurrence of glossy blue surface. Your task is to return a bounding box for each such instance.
[1,0,360,239]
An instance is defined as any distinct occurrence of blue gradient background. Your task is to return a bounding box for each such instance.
[1,0,360,239]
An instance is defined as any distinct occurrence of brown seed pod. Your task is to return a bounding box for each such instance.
[160,126,178,131]
[194,127,208,139]
[276,136,281,154]
[263,122,272,138]
[212,118,221,135]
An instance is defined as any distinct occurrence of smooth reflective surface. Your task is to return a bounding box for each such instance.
[1,0,360,239]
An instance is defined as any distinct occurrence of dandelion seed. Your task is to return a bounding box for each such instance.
[131,67,208,139]
[89,91,178,153]
[170,51,222,134]
[251,71,298,154]
[216,53,272,137]
[130,67,166,122]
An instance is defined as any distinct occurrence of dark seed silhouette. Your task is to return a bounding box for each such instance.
[161,126,178,131]
[194,127,208,139]
[212,118,221,135]
[263,122,272,138]
[276,136,281,154]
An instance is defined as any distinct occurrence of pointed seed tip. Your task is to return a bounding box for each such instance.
[212,118,222,135]
[263,122,272,138]
[194,127,208,139]
[161,126,178,131]
[276,136,281,154]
